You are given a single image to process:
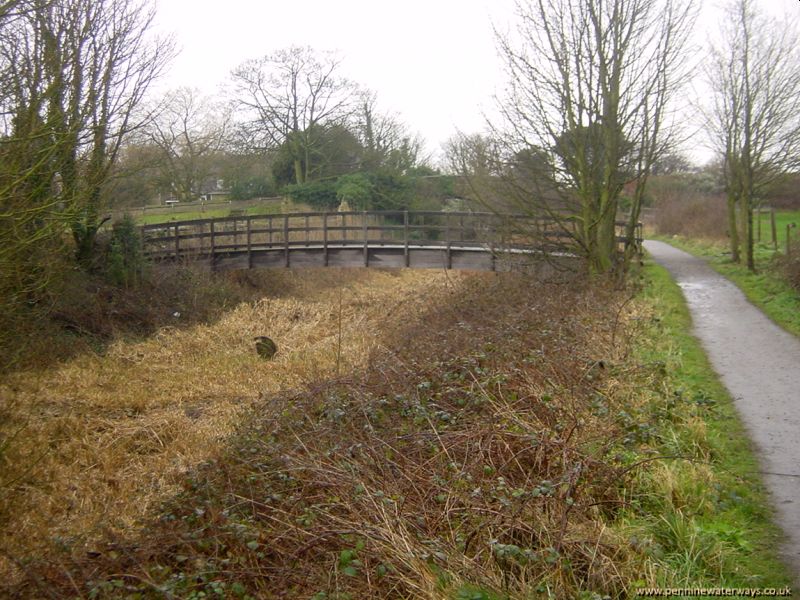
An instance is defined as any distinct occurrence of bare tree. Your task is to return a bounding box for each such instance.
[355,91,424,173]
[0,0,172,367]
[147,87,231,201]
[0,0,174,263]
[491,0,696,273]
[230,46,356,185]
[704,0,800,270]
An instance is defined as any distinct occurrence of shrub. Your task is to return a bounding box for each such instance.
[336,173,374,210]
[106,214,145,287]
[285,180,339,210]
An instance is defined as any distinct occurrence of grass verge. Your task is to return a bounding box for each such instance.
[618,258,792,590]
[651,234,800,338]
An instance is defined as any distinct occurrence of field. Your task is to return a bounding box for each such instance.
[753,209,800,253]
[113,197,293,226]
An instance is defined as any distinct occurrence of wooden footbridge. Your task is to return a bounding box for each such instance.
[141,210,641,272]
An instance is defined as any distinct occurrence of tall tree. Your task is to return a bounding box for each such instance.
[704,0,800,270]
[230,46,356,185]
[0,0,174,264]
[492,0,696,273]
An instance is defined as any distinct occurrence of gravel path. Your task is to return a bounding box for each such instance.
[644,240,800,580]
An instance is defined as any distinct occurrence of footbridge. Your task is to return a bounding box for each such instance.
[141,210,641,272]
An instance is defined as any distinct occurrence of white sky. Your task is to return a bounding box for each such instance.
[153,0,799,166]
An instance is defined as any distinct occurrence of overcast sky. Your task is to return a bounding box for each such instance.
[153,0,800,165]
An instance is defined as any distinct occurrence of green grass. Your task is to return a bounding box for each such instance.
[135,203,288,225]
[653,233,800,338]
[754,209,800,251]
[621,258,793,589]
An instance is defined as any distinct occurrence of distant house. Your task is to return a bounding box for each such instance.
[199,178,231,203]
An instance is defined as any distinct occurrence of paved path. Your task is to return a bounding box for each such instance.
[644,240,800,581]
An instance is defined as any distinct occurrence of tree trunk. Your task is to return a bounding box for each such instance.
[742,194,756,272]
[293,158,304,185]
[738,190,750,266]
[727,192,740,262]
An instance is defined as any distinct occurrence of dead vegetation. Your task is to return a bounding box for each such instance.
[0,264,661,598]
[652,193,728,240]
[0,267,456,581]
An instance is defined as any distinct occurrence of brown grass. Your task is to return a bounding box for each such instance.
[0,267,457,580]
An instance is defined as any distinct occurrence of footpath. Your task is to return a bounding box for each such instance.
[644,240,800,582]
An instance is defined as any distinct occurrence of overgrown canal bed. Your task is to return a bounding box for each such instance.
[0,263,791,598]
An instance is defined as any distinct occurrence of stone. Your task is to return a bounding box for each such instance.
[254,336,277,359]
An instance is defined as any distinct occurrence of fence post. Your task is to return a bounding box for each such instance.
[174,223,180,260]
[787,225,791,256]
[363,210,369,267]
[756,208,761,243]
[771,209,778,250]
[323,211,328,266]
[210,220,216,272]
[268,216,273,245]
[404,210,410,267]
[284,214,289,267]
[246,216,252,269]
[490,216,497,272]
[305,214,310,246]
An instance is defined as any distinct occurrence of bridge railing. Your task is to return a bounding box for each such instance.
[140,210,640,262]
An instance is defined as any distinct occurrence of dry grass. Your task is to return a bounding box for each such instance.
[0,267,461,581]
[1,264,654,599]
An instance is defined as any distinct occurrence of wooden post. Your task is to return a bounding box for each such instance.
[284,214,289,267]
[246,216,252,269]
[210,220,215,254]
[268,216,273,245]
[363,211,369,267]
[787,225,791,256]
[771,209,778,250]
[305,214,310,246]
[404,210,410,267]
[445,214,452,269]
[756,208,761,243]
[210,220,216,271]
[323,212,328,266]
[174,223,180,260]
[489,217,496,272]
